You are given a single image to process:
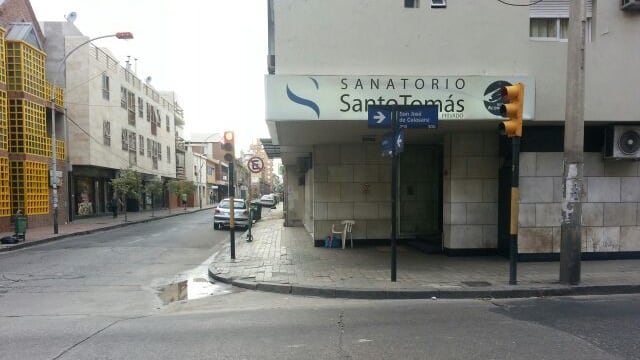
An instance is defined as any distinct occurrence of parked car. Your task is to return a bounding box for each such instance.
[260,194,276,208]
[214,198,250,230]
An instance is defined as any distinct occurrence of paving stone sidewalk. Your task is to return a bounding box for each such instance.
[209,206,640,299]
[0,205,215,252]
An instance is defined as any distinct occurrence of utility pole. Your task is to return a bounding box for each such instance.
[560,0,586,285]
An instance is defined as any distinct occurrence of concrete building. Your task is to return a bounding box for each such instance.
[186,134,230,201]
[41,21,185,217]
[265,0,640,258]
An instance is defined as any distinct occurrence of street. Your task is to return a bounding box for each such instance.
[1,211,639,359]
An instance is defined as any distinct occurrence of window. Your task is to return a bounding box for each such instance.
[167,146,171,163]
[121,129,128,150]
[127,91,136,125]
[120,86,127,109]
[139,135,144,155]
[166,115,170,132]
[138,97,143,118]
[431,0,446,8]
[404,0,418,8]
[103,120,111,146]
[102,74,110,100]
[147,138,152,158]
[530,0,592,41]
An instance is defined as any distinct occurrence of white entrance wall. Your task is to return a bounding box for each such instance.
[311,143,391,241]
[518,152,640,253]
[443,133,500,250]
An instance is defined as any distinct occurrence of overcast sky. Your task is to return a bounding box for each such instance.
[30,0,269,152]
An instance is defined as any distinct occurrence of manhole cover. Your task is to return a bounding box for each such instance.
[461,281,492,287]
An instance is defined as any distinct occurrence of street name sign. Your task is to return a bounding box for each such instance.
[397,106,438,129]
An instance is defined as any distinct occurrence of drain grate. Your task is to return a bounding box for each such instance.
[461,281,492,287]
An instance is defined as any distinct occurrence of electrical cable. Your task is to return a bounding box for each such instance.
[497,0,545,6]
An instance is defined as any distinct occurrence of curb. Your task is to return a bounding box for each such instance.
[0,208,211,252]
[209,267,640,300]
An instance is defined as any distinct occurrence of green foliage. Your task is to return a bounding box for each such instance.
[167,179,197,196]
[145,180,164,197]
[111,168,142,200]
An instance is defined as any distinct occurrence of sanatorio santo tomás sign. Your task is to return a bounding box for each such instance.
[265,75,535,121]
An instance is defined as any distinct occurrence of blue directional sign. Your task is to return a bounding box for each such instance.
[395,129,405,154]
[397,106,438,129]
[381,132,394,157]
[368,107,393,128]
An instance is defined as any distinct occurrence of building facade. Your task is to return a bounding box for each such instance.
[0,0,68,231]
[41,21,184,217]
[265,0,640,257]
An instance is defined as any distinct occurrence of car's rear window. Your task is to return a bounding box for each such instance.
[219,200,246,209]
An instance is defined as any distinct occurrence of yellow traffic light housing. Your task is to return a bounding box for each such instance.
[498,83,524,138]
[223,131,235,162]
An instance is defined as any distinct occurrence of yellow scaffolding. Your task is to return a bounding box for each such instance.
[0,158,9,216]
[0,28,6,85]
[10,160,49,215]
[6,40,46,100]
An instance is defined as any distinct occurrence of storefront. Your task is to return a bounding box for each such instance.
[72,166,116,217]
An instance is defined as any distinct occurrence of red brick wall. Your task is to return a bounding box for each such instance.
[0,0,45,45]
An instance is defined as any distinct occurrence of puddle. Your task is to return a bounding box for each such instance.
[155,251,236,305]
[156,277,233,305]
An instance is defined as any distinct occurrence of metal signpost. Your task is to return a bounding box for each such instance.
[246,156,265,242]
[368,105,438,281]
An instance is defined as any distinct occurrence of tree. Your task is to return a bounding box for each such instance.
[145,180,164,217]
[111,168,141,222]
[167,179,197,210]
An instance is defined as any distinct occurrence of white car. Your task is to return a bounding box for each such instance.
[260,194,276,208]
[214,198,250,230]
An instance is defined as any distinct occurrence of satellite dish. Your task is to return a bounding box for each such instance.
[65,11,77,24]
[145,76,152,84]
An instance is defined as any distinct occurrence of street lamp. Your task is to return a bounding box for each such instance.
[50,31,133,234]
[194,133,218,209]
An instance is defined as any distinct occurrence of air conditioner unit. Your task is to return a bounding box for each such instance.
[621,0,640,10]
[603,126,640,159]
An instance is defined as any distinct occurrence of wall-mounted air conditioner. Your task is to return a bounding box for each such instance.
[621,0,640,10]
[604,126,640,159]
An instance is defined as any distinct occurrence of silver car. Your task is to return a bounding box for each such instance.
[260,194,276,208]
[214,198,250,230]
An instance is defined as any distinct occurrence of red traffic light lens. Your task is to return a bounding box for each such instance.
[224,131,234,142]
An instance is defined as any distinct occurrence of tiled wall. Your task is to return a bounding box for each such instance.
[312,144,391,241]
[518,152,640,253]
[443,133,500,250]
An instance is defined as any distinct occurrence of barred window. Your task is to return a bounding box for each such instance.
[103,120,111,146]
[102,74,110,100]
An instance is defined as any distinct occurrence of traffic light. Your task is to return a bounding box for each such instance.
[498,83,524,138]
[223,131,235,162]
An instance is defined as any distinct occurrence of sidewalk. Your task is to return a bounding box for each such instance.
[209,205,640,299]
[0,205,215,252]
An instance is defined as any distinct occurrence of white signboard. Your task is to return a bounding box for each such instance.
[265,75,535,121]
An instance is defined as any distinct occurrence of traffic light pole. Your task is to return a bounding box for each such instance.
[390,112,398,282]
[509,137,521,285]
[229,161,236,260]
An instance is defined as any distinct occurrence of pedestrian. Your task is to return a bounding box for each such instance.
[181,193,187,209]
[111,196,118,218]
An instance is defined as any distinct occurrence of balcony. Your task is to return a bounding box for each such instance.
[176,165,186,179]
[175,135,186,152]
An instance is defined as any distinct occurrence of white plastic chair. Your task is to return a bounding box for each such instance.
[331,220,355,249]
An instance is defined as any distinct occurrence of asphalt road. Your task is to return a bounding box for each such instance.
[1,211,639,359]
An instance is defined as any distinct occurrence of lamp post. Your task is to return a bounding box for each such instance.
[194,134,218,209]
[50,32,133,234]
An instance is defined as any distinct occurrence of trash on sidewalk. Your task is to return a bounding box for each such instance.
[324,235,342,248]
[1,235,19,244]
